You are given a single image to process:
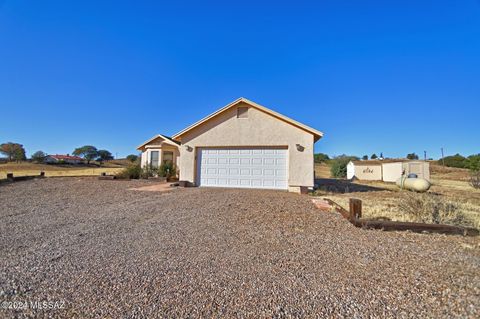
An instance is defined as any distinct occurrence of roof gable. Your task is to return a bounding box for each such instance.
[136,134,180,151]
[172,97,324,142]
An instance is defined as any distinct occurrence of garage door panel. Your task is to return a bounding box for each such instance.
[197,148,287,190]
[252,158,262,165]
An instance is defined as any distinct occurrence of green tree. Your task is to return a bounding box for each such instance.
[126,154,139,162]
[407,153,419,160]
[0,142,26,161]
[330,155,359,178]
[362,155,368,160]
[440,153,467,168]
[31,151,47,163]
[466,154,480,171]
[96,150,113,164]
[314,153,330,163]
[73,145,98,164]
[370,153,378,159]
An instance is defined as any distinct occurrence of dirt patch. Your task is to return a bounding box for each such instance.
[129,183,177,192]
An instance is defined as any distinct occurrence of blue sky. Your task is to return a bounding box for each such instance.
[1,0,479,159]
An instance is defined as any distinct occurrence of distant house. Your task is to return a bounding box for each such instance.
[347,160,430,182]
[44,154,84,165]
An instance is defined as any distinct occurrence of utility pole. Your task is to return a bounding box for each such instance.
[441,148,445,166]
[424,151,427,161]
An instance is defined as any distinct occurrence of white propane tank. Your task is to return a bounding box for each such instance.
[396,177,431,192]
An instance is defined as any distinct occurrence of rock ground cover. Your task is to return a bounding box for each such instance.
[0,178,479,318]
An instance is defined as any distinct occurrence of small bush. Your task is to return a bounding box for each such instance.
[330,156,358,178]
[466,154,480,171]
[439,154,467,168]
[398,192,470,226]
[158,162,177,179]
[140,165,157,179]
[116,164,142,179]
[126,154,139,163]
[470,170,480,189]
[314,153,330,163]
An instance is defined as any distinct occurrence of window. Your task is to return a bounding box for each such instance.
[150,151,159,168]
[237,106,249,118]
[163,151,173,164]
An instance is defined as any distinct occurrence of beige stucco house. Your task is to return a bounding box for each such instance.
[138,97,323,193]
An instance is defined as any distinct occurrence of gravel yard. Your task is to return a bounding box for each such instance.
[0,178,479,318]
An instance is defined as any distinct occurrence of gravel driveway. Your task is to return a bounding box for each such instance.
[0,178,479,318]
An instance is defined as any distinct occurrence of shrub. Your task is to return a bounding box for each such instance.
[440,153,467,168]
[470,170,480,189]
[126,154,139,162]
[140,165,157,179]
[116,164,142,179]
[158,162,177,179]
[398,192,469,226]
[466,154,480,171]
[330,156,358,178]
[370,153,378,159]
[314,153,330,163]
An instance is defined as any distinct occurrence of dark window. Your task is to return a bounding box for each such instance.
[150,151,159,168]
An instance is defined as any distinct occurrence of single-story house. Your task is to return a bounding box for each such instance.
[137,97,323,193]
[347,160,430,182]
[44,154,84,164]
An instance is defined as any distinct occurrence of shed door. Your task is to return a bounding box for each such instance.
[197,148,288,190]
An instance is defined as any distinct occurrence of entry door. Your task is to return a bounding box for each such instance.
[197,148,288,190]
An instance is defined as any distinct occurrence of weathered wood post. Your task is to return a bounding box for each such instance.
[349,198,362,220]
[6,173,14,182]
[39,171,45,177]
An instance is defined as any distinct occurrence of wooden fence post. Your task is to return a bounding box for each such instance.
[7,173,14,182]
[349,198,362,220]
[39,171,45,177]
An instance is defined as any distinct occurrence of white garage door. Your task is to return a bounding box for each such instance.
[197,148,288,190]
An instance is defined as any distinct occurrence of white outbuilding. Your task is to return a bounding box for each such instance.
[347,160,430,182]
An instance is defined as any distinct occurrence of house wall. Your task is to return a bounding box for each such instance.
[178,102,315,188]
[382,162,403,182]
[351,164,382,181]
[140,144,180,171]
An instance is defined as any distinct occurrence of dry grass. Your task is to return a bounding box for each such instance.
[0,162,124,179]
[314,163,480,229]
[314,162,331,178]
